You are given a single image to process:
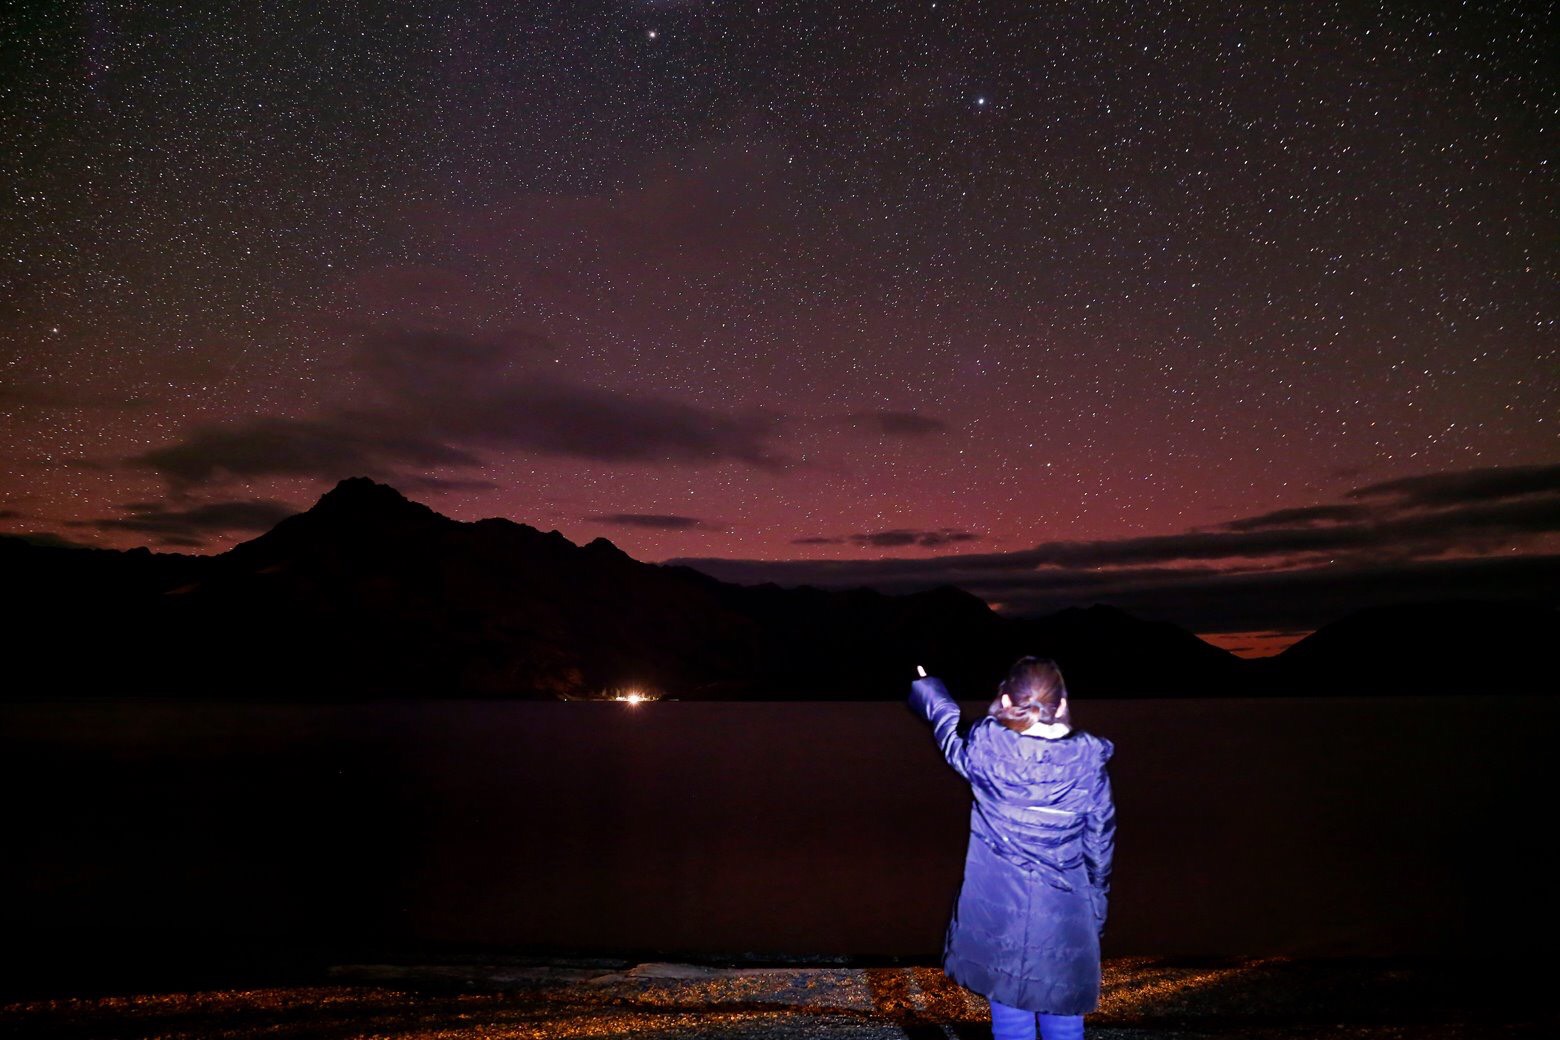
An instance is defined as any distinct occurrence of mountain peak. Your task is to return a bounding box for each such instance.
[223,477,450,561]
[310,477,427,516]
[584,535,629,558]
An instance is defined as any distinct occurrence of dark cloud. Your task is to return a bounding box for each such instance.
[673,462,1560,631]
[806,494,1554,577]
[845,410,947,437]
[458,378,785,469]
[1222,462,1560,537]
[851,530,924,548]
[1222,504,1374,530]
[68,498,298,546]
[133,416,480,487]
[852,528,980,548]
[680,550,1560,633]
[1044,554,1560,633]
[590,513,721,530]
[1075,491,1559,568]
[0,509,24,520]
[788,527,980,548]
[1347,462,1560,508]
[671,555,1230,595]
[2,531,100,550]
[130,329,789,488]
[682,490,1560,585]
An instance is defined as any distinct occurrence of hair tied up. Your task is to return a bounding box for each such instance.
[989,656,1071,733]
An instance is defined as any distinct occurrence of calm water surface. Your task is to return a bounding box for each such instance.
[2,697,1553,961]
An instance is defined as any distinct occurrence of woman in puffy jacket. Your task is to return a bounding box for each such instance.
[908,656,1116,1040]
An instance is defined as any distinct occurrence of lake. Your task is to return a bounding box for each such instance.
[2,696,1553,974]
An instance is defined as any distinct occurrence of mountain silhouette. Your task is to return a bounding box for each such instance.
[2,477,1553,699]
[1253,599,1558,694]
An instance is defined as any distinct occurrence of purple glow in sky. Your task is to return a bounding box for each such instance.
[3,1,1555,652]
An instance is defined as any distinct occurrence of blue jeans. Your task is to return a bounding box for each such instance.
[989,998,1084,1040]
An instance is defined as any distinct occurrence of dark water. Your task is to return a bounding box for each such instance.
[2,697,1554,971]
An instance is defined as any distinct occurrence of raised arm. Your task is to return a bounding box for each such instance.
[907,675,971,780]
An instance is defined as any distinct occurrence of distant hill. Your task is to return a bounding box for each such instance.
[1251,600,1559,695]
[1,477,1552,699]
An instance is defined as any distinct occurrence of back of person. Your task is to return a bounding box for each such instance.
[909,657,1116,1040]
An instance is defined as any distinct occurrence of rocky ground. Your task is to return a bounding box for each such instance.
[1,956,1554,1039]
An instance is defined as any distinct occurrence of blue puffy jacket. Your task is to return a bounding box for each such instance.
[909,675,1116,1014]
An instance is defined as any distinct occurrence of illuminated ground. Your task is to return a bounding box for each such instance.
[2,957,1552,1038]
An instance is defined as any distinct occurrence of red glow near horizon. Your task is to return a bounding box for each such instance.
[0,3,1551,637]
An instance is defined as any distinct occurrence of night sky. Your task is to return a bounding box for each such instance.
[3,2,1555,653]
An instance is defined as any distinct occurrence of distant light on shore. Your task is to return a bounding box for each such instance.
[609,687,661,705]
[558,686,666,703]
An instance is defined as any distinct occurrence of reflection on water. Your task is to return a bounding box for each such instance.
[1,697,1554,962]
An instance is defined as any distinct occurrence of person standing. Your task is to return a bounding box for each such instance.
[909,657,1116,1040]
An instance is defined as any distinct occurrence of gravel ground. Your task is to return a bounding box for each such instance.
[2,956,1554,1039]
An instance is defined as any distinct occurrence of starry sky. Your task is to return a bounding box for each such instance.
[3,1,1555,654]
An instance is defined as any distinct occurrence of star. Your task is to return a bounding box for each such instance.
[2,0,1549,653]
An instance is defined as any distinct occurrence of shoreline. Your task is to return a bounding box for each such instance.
[3,955,1554,1038]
